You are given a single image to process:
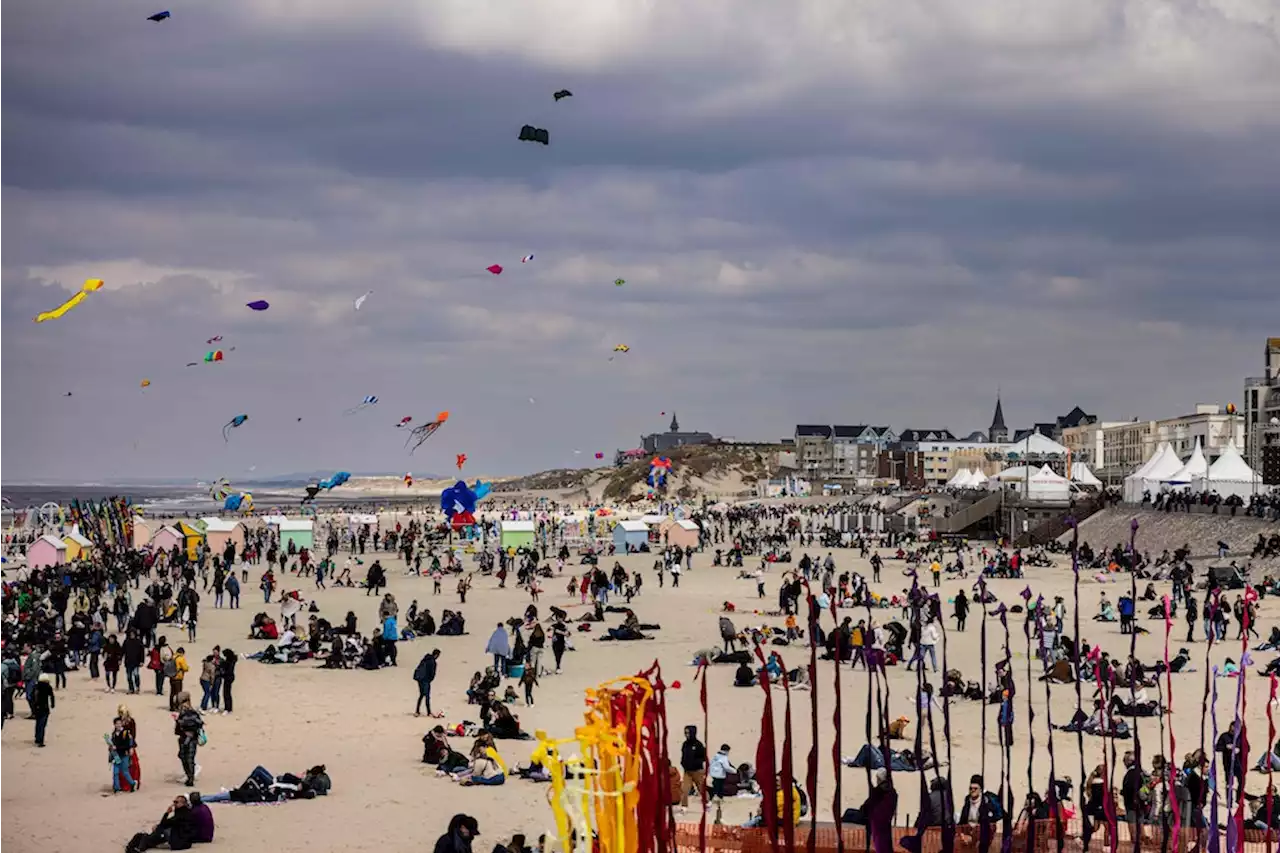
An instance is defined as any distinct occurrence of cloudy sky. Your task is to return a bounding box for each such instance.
[3,0,1279,482]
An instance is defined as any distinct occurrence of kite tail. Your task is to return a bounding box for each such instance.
[934,601,956,853]
[1164,596,1182,853]
[997,608,1014,853]
[830,597,845,853]
[696,661,709,852]
[804,589,820,853]
[1209,669,1222,853]
[753,642,780,853]
[1229,587,1257,853]
[781,671,797,853]
[1036,606,1065,853]
[1267,676,1278,853]
[1070,521,1090,841]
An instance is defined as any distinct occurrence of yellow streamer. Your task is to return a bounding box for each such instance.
[34,278,104,323]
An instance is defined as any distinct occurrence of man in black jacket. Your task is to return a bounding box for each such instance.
[32,674,55,747]
[122,629,146,695]
[433,814,478,853]
[127,795,196,852]
[680,725,707,809]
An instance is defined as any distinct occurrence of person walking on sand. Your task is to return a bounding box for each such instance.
[218,648,237,714]
[520,664,538,706]
[109,716,138,793]
[486,623,511,677]
[174,696,203,787]
[414,649,440,716]
[32,674,55,747]
[679,725,707,809]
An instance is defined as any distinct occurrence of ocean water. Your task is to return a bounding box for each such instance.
[1,482,431,518]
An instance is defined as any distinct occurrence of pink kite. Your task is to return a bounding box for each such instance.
[486,265,503,275]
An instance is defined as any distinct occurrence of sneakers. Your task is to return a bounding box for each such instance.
[194,764,202,779]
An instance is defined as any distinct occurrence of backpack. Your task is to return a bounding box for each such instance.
[163,657,178,678]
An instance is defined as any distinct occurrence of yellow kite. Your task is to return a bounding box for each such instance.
[34,278,104,323]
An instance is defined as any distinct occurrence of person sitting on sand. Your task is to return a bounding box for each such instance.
[422,725,450,764]
[1094,595,1117,623]
[734,661,755,687]
[438,610,466,636]
[126,796,196,853]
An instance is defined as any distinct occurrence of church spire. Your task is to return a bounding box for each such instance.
[669,411,680,433]
[989,392,1008,442]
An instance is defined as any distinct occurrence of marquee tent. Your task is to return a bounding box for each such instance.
[1195,440,1263,501]
[1164,438,1209,488]
[1069,462,1103,488]
[1123,442,1181,503]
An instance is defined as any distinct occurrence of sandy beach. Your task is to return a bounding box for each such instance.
[4,506,1278,853]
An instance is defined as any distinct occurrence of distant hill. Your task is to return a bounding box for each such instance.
[495,443,785,501]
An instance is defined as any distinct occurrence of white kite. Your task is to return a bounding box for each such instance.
[354,290,373,310]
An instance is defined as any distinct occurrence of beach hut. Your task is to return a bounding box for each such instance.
[500,520,535,550]
[132,518,154,548]
[63,527,94,562]
[278,519,315,551]
[666,519,700,549]
[613,520,649,552]
[174,522,206,561]
[149,525,184,556]
[27,535,67,570]
[200,517,245,555]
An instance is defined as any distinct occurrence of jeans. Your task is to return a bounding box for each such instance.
[909,644,937,671]
[126,667,140,693]
[229,591,239,609]
[35,713,49,745]
[113,756,136,791]
[263,587,271,603]
[470,774,505,786]
[416,683,432,715]
[154,670,165,695]
[106,669,119,690]
[494,654,507,676]
[200,680,214,710]
[214,591,223,608]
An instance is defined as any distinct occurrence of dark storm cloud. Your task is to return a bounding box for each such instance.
[3,0,1279,481]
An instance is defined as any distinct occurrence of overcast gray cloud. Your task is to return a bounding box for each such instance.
[4,0,1279,482]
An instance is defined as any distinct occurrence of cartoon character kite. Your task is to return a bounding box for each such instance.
[456,453,467,471]
[34,278,104,323]
[595,452,604,460]
[208,478,232,501]
[403,473,413,488]
[222,414,248,442]
[406,411,449,453]
[440,480,477,532]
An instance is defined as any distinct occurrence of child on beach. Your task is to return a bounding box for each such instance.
[520,665,538,706]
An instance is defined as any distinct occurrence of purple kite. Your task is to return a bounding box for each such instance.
[246,300,269,311]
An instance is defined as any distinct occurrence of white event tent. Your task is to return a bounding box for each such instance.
[1195,440,1262,500]
[1069,461,1103,488]
[1027,464,1072,502]
[1164,438,1209,489]
[947,469,974,488]
[1123,442,1181,503]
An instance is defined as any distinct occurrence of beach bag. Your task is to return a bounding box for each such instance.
[198,728,208,747]
[125,832,150,853]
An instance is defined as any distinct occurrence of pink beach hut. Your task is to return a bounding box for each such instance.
[200,518,245,555]
[132,517,155,548]
[27,535,68,570]
[148,525,184,555]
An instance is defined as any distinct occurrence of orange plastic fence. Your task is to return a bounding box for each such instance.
[673,821,1278,853]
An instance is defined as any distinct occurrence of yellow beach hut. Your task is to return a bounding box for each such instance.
[63,527,94,562]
